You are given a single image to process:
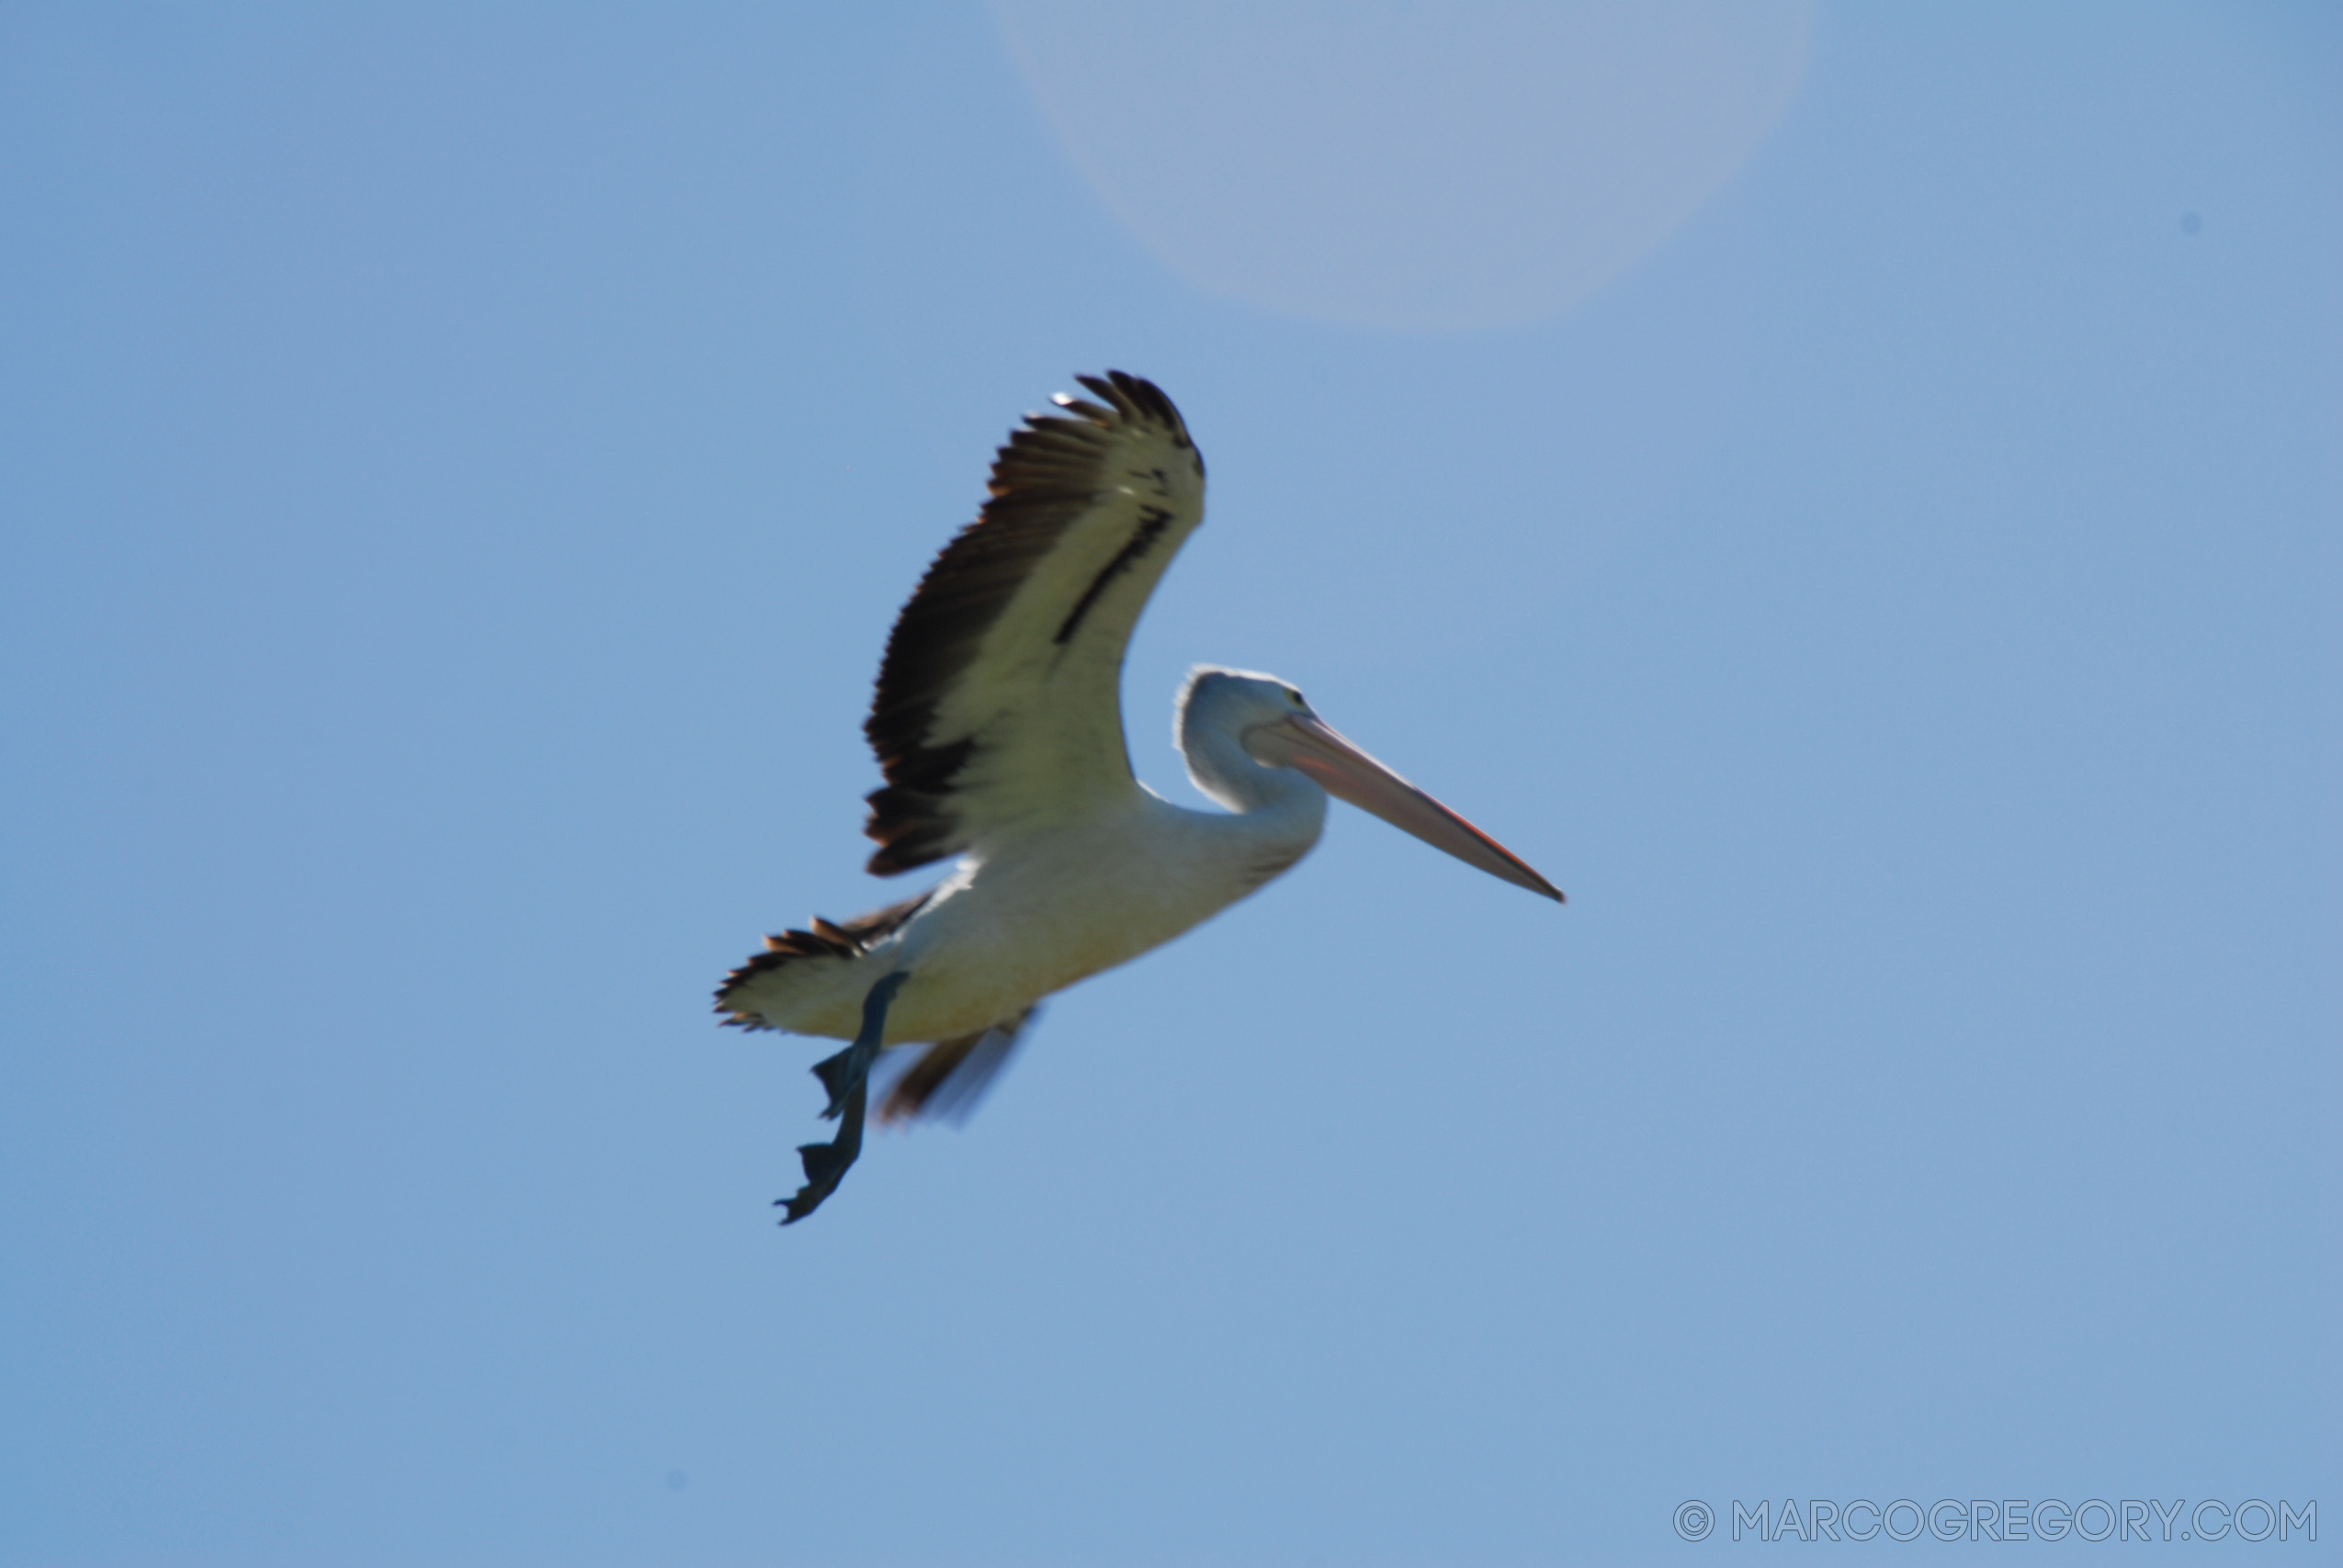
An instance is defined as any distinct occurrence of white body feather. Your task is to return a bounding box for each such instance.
[758,778,1324,1045]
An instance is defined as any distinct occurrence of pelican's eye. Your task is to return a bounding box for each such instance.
[1285,687,1304,706]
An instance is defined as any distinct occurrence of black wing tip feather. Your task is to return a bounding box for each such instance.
[1067,371,1193,449]
[857,371,1199,876]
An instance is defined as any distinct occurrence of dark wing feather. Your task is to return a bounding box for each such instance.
[862,372,1206,874]
[876,1007,1040,1125]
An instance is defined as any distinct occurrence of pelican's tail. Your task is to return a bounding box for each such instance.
[714,892,930,1033]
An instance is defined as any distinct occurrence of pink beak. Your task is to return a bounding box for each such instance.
[1246,714,1565,902]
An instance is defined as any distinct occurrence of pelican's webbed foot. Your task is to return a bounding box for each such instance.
[779,1087,865,1223]
[778,971,908,1225]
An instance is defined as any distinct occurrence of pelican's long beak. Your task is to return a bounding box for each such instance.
[1247,714,1565,902]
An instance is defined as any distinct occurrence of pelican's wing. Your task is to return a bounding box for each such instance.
[862,371,1207,874]
[875,1006,1041,1126]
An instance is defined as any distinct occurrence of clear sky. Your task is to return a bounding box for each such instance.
[3,6,2336,1564]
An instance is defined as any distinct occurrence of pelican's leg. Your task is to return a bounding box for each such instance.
[778,970,907,1224]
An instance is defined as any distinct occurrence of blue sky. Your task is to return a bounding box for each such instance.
[2,6,2336,1564]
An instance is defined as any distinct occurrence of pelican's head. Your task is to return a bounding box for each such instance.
[1177,666,1563,902]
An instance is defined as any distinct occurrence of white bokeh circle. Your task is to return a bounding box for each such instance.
[995,0,1812,331]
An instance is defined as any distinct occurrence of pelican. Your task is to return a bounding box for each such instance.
[718,372,1562,1221]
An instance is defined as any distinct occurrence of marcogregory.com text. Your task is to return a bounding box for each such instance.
[1670,1498,2316,1543]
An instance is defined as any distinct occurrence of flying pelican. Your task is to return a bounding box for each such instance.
[718,371,1562,1222]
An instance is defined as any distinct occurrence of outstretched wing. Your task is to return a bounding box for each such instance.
[875,1006,1040,1125]
[861,371,1207,874]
